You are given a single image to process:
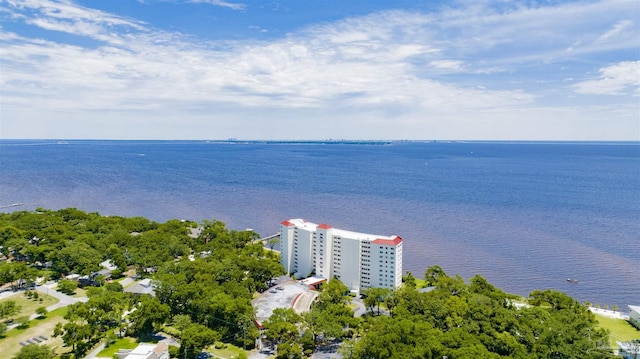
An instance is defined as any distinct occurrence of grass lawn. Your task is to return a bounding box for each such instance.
[0,307,67,358]
[207,342,247,359]
[414,278,427,288]
[71,287,88,298]
[595,314,640,348]
[0,291,59,321]
[97,337,139,357]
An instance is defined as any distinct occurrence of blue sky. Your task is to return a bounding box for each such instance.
[1,0,638,140]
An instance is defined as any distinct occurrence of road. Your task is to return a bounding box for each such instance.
[35,283,88,310]
[4,284,88,330]
[351,297,367,317]
[84,342,106,359]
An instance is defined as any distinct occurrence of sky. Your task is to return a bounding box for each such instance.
[0,0,638,140]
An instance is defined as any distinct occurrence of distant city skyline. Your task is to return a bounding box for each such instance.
[1,0,638,140]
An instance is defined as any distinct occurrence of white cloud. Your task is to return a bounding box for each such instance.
[4,0,145,44]
[0,0,638,140]
[596,20,634,43]
[187,0,245,11]
[573,61,640,95]
[429,60,465,71]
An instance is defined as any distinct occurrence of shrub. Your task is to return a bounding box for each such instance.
[214,341,226,349]
[105,282,124,292]
[16,315,30,329]
[111,269,123,279]
[168,345,180,358]
[36,306,48,318]
[57,279,78,295]
[105,332,117,347]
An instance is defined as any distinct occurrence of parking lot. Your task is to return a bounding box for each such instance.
[252,278,314,328]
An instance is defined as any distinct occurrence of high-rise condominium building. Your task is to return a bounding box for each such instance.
[280,218,403,293]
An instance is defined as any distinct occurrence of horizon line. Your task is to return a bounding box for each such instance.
[0,139,639,144]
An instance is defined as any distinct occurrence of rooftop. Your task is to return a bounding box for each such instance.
[122,342,168,359]
[282,218,401,244]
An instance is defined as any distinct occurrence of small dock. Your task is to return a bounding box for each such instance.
[0,202,23,209]
[253,233,281,252]
[256,232,281,242]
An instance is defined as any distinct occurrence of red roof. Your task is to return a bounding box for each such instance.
[281,220,294,227]
[317,223,332,229]
[372,236,403,246]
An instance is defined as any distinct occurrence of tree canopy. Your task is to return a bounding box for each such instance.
[0,210,613,358]
[0,208,283,357]
[344,267,610,359]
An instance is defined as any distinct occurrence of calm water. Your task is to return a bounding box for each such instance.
[1,140,638,308]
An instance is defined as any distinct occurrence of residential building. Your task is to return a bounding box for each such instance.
[124,278,156,296]
[630,305,640,329]
[617,340,640,359]
[280,219,403,293]
[118,342,168,359]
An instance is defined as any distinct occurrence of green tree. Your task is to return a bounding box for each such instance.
[180,323,220,359]
[52,241,102,276]
[0,225,26,254]
[0,322,7,336]
[107,244,128,272]
[317,278,350,307]
[36,306,48,318]
[0,300,21,319]
[54,320,93,357]
[275,340,304,359]
[12,344,55,359]
[57,279,78,294]
[0,262,37,290]
[363,287,390,315]
[128,296,170,335]
[310,278,357,339]
[172,314,192,332]
[105,281,124,292]
[263,308,301,345]
[15,315,30,329]
[93,274,106,287]
[267,237,280,250]
[424,265,447,286]
[402,271,417,289]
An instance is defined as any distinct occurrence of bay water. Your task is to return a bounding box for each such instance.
[1,140,638,308]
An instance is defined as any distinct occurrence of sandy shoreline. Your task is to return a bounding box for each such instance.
[589,306,630,320]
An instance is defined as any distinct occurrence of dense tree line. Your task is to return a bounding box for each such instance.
[0,208,284,358]
[154,219,284,355]
[0,208,183,281]
[263,267,611,359]
[344,266,610,359]
[1,209,612,358]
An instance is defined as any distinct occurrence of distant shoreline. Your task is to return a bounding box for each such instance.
[0,139,639,146]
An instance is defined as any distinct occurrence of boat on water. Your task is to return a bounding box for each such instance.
[566,278,579,284]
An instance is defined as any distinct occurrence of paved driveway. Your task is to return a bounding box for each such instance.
[35,284,88,310]
[253,280,313,328]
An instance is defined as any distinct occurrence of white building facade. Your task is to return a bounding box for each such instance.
[629,305,640,329]
[280,219,403,293]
